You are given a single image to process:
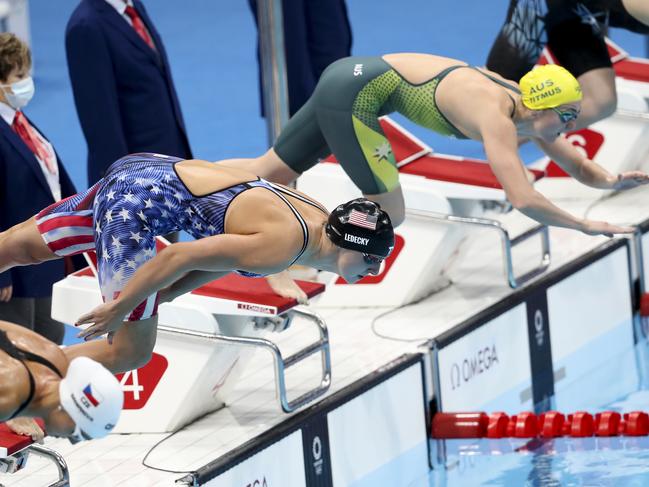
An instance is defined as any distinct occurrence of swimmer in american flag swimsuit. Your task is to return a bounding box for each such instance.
[0,153,393,374]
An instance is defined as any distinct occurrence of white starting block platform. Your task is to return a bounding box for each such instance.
[51,242,331,434]
[298,117,550,308]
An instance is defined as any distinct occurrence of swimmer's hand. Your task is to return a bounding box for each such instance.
[265,271,308,304]
[6,417,44,443]
[75,301,126,344]
[611,171,649,191]
[581,220,635,237]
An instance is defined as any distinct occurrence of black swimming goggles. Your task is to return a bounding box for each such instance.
[362,253,384,265]
[68,424,92,444]
[551,106,580,124]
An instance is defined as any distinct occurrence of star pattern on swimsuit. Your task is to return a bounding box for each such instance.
[373,142,392,162]
[113,267,125,284]
[118,208,130,222]
[111,235,122,250]
[91,157,265,317]
[129,231,143,243]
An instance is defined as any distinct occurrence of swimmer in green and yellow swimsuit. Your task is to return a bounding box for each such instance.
[224,53,649,237]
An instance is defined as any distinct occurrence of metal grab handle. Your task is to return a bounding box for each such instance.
[407,209,551,288]
[615,108,649,121]
[27,444,70,487]
[158,307,331,413]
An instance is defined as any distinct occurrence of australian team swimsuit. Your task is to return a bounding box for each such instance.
[273,56,520,195]
[34,153,324,321]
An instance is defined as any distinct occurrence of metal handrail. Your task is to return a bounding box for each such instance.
[27,444,70,487]
[158,307,331,413]
[407,209,551,288]
[615,108,649,121]
[256,0,289,144]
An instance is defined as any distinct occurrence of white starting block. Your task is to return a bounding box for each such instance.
[533,38,649,200]
[0,421,69,487]
[52,244,331,433]
[299,117,551,308]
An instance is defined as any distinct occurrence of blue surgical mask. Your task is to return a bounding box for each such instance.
[1,76,35,109]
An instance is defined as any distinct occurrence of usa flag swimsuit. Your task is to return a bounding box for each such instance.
[35,153,325,320]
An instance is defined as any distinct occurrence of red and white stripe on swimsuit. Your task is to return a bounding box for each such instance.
[34,184,99,257]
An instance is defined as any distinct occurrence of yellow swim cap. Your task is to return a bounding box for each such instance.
[519,65,582,110]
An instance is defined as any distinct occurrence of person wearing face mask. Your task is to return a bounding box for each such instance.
[0,33,79,344]
[0,320,123,444]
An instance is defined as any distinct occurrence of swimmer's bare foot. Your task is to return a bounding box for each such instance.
[6,417,44,443]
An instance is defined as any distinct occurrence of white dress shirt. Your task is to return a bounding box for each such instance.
[104,0,154,42]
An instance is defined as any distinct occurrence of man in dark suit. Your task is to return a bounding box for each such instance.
[65,0,192,186]
[0,33,78,344]
[249,0,352,117]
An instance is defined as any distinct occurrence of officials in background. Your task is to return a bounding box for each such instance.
[248,0,352,117]
[65,0,192,187]
[0,33,77,344]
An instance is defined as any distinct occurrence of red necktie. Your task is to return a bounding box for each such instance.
[124,5,156,50]
[12,111,56,174]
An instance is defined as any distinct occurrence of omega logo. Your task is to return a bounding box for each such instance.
[534,309,544,347]
[312,435,324,475]
[450,344,499,390]
[244,479,268,487]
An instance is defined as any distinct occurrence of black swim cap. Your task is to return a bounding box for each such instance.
[325,198,394,258]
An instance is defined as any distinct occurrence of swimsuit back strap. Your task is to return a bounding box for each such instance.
[267,182,329,215]
[259,183,311,266]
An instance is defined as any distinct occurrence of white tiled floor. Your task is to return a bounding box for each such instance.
[3,184,649,486]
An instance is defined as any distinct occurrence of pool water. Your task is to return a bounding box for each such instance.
[419,336,649,486]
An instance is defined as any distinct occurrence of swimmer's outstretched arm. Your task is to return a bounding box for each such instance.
[158,270,232,304]
[76,234,283,341]
[480,114,634,236]
[534,136,649,190]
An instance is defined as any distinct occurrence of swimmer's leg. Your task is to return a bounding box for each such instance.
[318,105,405,226]
[0,217,58,273]
[0,183,100,273]
[575,68,617,129]
[362,186,405,228]
[77,204,160,373]
[219,96,329,185]
[622,0,649,26]
[64,314,158,374]
[219,148,301,185]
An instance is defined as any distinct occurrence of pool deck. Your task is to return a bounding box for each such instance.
[5,184,649,486]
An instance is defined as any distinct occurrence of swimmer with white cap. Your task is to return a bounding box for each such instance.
[0,320,122,443]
